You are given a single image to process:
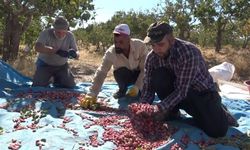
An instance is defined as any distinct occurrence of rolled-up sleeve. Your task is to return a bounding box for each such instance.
[89,51,113,96]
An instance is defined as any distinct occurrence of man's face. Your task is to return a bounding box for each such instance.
[54,29,67,40]
[151,35,171,58]
[114,34,130,53]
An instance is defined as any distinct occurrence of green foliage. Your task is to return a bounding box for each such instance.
[163,0,196,40]
[193,0,250,51]
[75,10,159,53]
[1,0,249,60]
[0,0,95,61]
[21,18,42,48]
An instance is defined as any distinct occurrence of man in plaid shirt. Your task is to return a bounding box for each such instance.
[140,21,238,138]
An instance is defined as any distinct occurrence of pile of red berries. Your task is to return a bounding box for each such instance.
[128,103,169,140]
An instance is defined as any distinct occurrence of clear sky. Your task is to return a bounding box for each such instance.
[92,0,163,23]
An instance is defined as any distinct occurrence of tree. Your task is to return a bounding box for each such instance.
[194,0,249,52]
[240,19,250,48]
[109,10,159,40]
[75,10,160,53]
[163,0,196,40]
[0,0,95,62]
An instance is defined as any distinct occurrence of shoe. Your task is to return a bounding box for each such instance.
[113,90,126,99]
[226,112,239,127]
[222,105,239,127]
[166,110,182,121]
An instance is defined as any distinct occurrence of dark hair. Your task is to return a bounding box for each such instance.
[53,16,69,30]
[144,21,173,43]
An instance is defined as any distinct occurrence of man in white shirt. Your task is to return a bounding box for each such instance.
[86,24,148,101]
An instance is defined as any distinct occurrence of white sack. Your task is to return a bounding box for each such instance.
[209,62,235,82]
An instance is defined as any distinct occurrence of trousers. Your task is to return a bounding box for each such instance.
[113,67,140,93]
[32,61,75,88]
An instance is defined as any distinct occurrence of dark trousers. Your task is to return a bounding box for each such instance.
[152,67,228,138]
[113,67,140,93]
[32,63,75,88]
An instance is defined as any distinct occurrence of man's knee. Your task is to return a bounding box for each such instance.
[64,81,76,88]
[54,77,75,88]
[32,81,49,87]
[203,120,228,138]
[113,67,130,77]
[113,67,138,87]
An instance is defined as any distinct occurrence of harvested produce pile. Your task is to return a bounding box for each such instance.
[78,103,177,150]
[128,103,170,140]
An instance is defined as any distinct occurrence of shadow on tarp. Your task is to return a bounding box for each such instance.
[0,59,31,84]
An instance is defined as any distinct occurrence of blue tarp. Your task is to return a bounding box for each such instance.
[0,59,249,150]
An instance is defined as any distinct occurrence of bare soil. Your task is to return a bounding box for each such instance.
[68,50,115,83]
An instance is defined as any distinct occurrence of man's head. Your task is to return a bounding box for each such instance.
[113,24,131,54]
[53,16,69,40]
[144,21,173,44]
[144,21,175,58]
[113,24,130,36]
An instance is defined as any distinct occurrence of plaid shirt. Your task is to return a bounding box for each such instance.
[140,38,215,111]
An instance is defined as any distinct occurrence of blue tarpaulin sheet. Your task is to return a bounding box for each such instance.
[0,59,249,150]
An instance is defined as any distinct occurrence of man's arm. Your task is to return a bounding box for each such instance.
[35,30,58,54]
[139,53,155,104]
[69,32,78,51]
[35,42,57,54]
[134,44,148,90]
[88,51,113,97]
[68,32,79,59]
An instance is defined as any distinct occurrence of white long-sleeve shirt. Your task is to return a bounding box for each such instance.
[89,38,148,96]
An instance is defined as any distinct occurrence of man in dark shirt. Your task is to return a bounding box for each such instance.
[140,21,238,138]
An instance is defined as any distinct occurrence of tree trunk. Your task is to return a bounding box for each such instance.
[2,13,21,61]
[214,17,226,53]
[242,36,249,49]
[2,13,32,62]
[178,28,185,40]
[215,28,222,52]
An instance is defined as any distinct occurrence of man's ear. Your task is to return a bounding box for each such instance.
[168,35,175,46]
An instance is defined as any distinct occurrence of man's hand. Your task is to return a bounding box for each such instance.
[79,94,97,109]
[152,105,168,122]
[126,85,139,97]
[56,49,69,57]
[68,49,78,59]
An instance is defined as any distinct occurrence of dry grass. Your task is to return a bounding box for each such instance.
[69,48,114,82]
[9,46,250,84]
[10,46,114,83]
[201,46,250,83]
[10,53,36,78]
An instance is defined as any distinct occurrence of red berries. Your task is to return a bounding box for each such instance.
[8,139,21,150]
[6,91,179,149]
[78,103,177,149]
